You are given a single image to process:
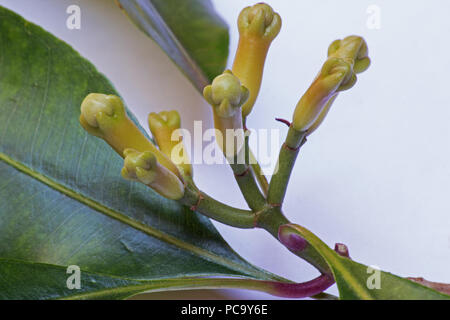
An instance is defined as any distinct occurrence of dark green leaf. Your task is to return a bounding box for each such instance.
[0,6,279,299]
[117,0,229,92]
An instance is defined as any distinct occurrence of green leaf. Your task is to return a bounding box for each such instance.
[295,226,450,300]
[0,259,288,300]
[0,6,280,299]
[117,0,229,92]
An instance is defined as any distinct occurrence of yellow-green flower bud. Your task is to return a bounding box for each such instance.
[148,111,180,155]
[292,58,351,132]
[237,3,281,44]
[328,35,370,76]
[80,93,182,179]
[148,110,192,177]
[204,70,249,118]
[305,95,337,136]
[292,36,370,133]
[233,3,281,118]
[203,70,249,158]
[121,148,185,200]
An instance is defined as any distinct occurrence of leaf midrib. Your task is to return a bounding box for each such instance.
[0,151,276,281]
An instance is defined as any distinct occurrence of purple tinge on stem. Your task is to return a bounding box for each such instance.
[276,224,338,297]
[267,274,335,298]
[278,224,308,252]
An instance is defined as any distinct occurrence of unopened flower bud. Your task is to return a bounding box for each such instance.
[292,36,370,133]
[238,3,281,43]
[80,93,115,129]
[233,3,281,118]
[203,71,249,158]
[328,35,370,76]
[148,110,192,177]
[203,70,249,118]
[292,58,351,132]
[305,95,337,136]
[121,149,185,200]
[80,93,182,179]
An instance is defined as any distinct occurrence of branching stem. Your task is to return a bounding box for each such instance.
[229,136,266,212]
[180,187,255,229]
[267,127,307,206]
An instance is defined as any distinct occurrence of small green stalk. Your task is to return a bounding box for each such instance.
[267,128,307,206]
[180,186,255,229]
[229,135,266,212]
[249,150,269,196]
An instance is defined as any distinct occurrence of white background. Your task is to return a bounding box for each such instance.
[2,0,449,299]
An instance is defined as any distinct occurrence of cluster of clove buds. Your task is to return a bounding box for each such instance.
[80,2,369,203]
[79,2,370,296]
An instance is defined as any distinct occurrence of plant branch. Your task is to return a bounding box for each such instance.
[256,206,332,275]
[180,186,255,229]
[267,127,307,206]
[182,181,335,282]
[249,148,269,196]
[229,136,266,212]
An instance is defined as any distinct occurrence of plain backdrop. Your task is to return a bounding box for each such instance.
[1,0,449,299]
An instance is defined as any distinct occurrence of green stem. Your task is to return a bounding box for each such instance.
[180,187,255,229]
[249,148,269,196]
[180,122,333,292]
[180,184,333,291]
[229,136,266,212]
[181,181,332,274]
[267,127,307,206]
[181,185,332,276]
